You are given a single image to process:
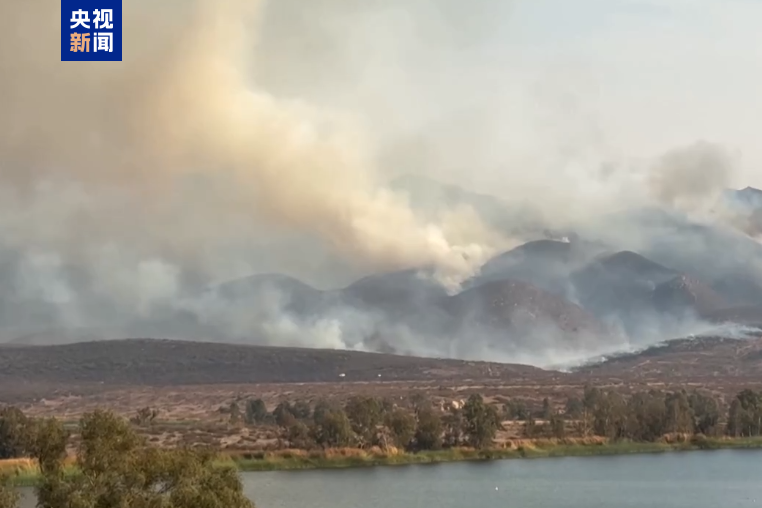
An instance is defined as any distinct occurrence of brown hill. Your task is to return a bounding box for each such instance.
[214,273,325,315]
[651,275,727,316]
[441,279,611,347]
[0,338,549,389]
[472,239,604,295]
[576,334,762,379]
[596,250,677,279]
[703,305,762,327]
[340,268,447,317]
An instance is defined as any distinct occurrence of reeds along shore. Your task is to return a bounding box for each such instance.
[4,436,762,486]
[221,435,762,471]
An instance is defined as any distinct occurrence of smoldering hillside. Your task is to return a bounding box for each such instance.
[1,0,762,367]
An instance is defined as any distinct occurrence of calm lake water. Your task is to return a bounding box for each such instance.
[19,450,762,508]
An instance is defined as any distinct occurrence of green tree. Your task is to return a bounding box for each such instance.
[32,410,254,508]
[442,409,465,448]
[312,409,355,448]
[385,409,416,449]
[379,397,395,415]
[541,398,552,420]
[549,413,566,439]
[312,399,334,426]
[564,397,583,419]
[580,385,602,436]
[26,417,69,477]
[664,391,694,434]
[504,399,529,421]
[273,402,297,428]
[688,391,720,436]
[593,391,627,439]
[244,399,268,424]
[727,398,745,437]
[409,392,430,413]
[0,406,29,459]
[727,389,762,437]
[344,397,383,446]
[287,421,313,449]
[291,401,312,420]
[738,389,762,436]
[461,394,501,449]
[414,408,442,450]
[626,391,667,441]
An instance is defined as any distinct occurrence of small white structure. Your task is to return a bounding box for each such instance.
[339,373,346,378]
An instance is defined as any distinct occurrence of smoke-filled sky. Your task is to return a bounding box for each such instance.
[256,0,762,192]
[0,0,760,351]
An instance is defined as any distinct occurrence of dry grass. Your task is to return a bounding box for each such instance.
[0,458,38,477]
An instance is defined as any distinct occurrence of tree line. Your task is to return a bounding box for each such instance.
[231,393,502,451]
[230,387,762,451]
[0,386,760,507]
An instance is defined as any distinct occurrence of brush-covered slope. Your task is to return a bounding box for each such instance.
[576,333,762,379]
[0,338,549,387]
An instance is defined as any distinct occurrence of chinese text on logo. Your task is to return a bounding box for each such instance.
[61,0,122,61]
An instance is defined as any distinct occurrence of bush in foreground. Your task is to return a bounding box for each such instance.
[24,409,254,508]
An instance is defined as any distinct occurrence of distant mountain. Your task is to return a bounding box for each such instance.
[472,239,606,295]
[720,187,762,237]
[341,268,447,317]
[214,273,325,315]
[595,250,678,284]
[723,186,762,213]
[441,279,614,354]
[569,251,677,333]
[596,207,762,305]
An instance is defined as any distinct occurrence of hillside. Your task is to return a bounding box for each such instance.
[0,338,549,391]
[439,279,617,359]
[651,275,727,317]
[444,279,607,336]
[340,268,447,317]
[471,239,602,294]
[576,334,762,379]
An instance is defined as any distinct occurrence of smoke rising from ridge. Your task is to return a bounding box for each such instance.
[0,0,507,296]
[1,0,762,364]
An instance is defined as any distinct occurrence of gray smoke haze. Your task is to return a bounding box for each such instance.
[1,0,762,365]
[649,141,735,212]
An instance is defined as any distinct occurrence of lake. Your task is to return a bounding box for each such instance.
[19,450,762,508]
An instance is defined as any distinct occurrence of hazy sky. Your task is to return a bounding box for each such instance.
[253,0,762,200]
[491,0,762,188]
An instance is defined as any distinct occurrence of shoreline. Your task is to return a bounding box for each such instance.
[7,437,762,486]
[226,437,762,472]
